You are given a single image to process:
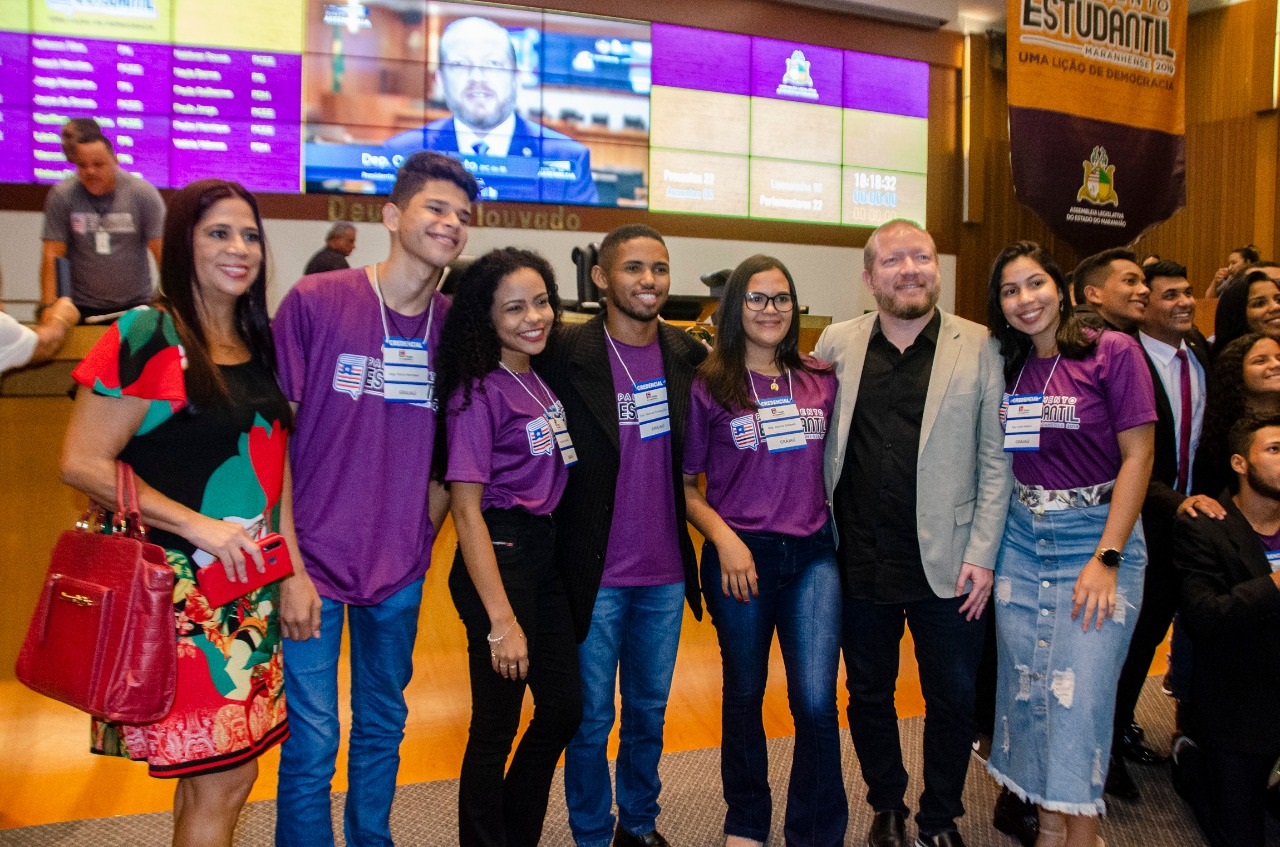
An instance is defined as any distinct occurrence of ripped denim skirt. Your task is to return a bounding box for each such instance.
[985,484,1146,816]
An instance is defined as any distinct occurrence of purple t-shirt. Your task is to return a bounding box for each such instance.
[601,336,683,587]
[273,267,449,605]
[1259,528,1280,572]
[1007,330,1156,490]
[445,368,568,516]
[685,363,835,536]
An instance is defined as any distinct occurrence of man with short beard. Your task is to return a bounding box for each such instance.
[1174,414,1280,847]
[815,219,1011,847]
[536,224,706,847]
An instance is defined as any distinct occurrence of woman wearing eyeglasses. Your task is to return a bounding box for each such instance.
[683,254,844,847]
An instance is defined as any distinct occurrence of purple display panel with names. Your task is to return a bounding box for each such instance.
[0,32,32,184]
[750,37,842,107]
[30,111,171,186]
[170,47,302,124]
[30,35,172,118]
[843,52,928,118]
[0,31,31,110]
[650,23,749,96]
[170,118,300,193]
[0,110,33,185]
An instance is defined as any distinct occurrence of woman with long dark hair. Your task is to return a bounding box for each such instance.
[435,247,581,847]
[984,241,1155,847]
[60,179,290,846]
[1210,266,1280,356]
[683,254,844,847]
[1193,333,1280,499]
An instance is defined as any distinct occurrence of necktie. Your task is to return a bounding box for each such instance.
[472,141,489,157]
[1175,348,1192,493]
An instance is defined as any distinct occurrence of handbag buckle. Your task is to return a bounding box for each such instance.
[58,591,95,607]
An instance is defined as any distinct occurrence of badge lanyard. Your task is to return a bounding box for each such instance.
[749,368,806,453]
[373,263,436,405]
[605,331,671,440]
[1003,354,1061,452]
[89,192,114,255]
[499,362,578,466]
[1267,548,1280,573]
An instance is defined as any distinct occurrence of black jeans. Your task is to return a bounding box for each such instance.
[1184,741,1275,847]
[1113,556,1180,738]
[449,508,582,847]
[842,594,986,836]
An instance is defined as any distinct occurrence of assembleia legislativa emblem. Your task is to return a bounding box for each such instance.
[1077,146,1118,206]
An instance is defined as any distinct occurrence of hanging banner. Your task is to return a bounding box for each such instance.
[1006,0,1187,255]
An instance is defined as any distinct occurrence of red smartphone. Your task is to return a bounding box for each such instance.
[197,532,294,608]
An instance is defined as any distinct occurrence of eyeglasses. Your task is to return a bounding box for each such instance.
[743,292,794,312]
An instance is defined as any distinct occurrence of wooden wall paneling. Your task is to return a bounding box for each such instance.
[927,66,963,260]
[1255,113,1279,260]
[963,34,988,226]
[1251,0,1279,115]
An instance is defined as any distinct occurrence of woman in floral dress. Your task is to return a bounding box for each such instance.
[61,179,290,846]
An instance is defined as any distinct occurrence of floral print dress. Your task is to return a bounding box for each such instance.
[71,308,290,778]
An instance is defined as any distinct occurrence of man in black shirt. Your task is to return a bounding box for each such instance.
[302,221,357,276]
[816,219,1011,847]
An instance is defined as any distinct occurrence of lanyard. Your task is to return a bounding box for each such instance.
[604,329,652,385]
[372,263,434,349]
[499,362,556,408]
[1011,353,1061,397]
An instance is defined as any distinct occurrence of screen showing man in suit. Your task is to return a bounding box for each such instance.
[385,16,598,203]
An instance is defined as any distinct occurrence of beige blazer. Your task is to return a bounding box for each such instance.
[815,309,1012,597]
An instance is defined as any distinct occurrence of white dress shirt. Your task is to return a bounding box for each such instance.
[1139,331,1206,490]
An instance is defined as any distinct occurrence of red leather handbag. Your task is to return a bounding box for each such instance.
[16,461,177,724]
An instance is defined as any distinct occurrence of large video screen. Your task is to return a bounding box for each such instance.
[1,1,928,224]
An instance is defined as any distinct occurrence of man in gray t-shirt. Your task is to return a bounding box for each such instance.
[40,136,164,319]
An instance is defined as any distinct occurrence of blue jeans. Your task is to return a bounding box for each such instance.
[702,524,846,846]
[275,577,424,847]
[564,581,685,847]
[987,497,1145,815]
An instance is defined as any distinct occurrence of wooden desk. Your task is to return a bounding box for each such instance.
[0,325,106,397]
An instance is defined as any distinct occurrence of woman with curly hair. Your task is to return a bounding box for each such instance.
[60,179,290,846]
[1193,333,1280,499]
[682,254,843,847]
[985,241,1155,847]
[434,247,582,847]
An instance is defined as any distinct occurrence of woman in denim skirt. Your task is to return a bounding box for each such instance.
[435,248,582,846]
[683,254,844,847]
[984,243,1156,847]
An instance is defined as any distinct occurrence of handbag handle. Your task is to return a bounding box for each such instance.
[110,461,150,542]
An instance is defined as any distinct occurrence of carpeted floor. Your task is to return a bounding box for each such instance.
[0,678,1220,846]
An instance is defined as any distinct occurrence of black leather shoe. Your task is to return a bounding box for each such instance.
[992,787,1038,847]
[1118,723,1169,765]
[1104,754,1140,801]
[613,824,671,847]
[867,810,906,847]
[914,831,966,847]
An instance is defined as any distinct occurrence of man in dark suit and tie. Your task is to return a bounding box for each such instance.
[1110,260,1221,796]
[383,16,598,204]
[1173,413,1280,847]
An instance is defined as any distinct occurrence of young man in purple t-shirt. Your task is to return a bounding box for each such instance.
[536,225,707,847]
[271,152,478,847]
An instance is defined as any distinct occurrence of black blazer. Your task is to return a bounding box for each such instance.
[1139,329,1209,570]
[536,314,707,641]
[1174,497,1280,755]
